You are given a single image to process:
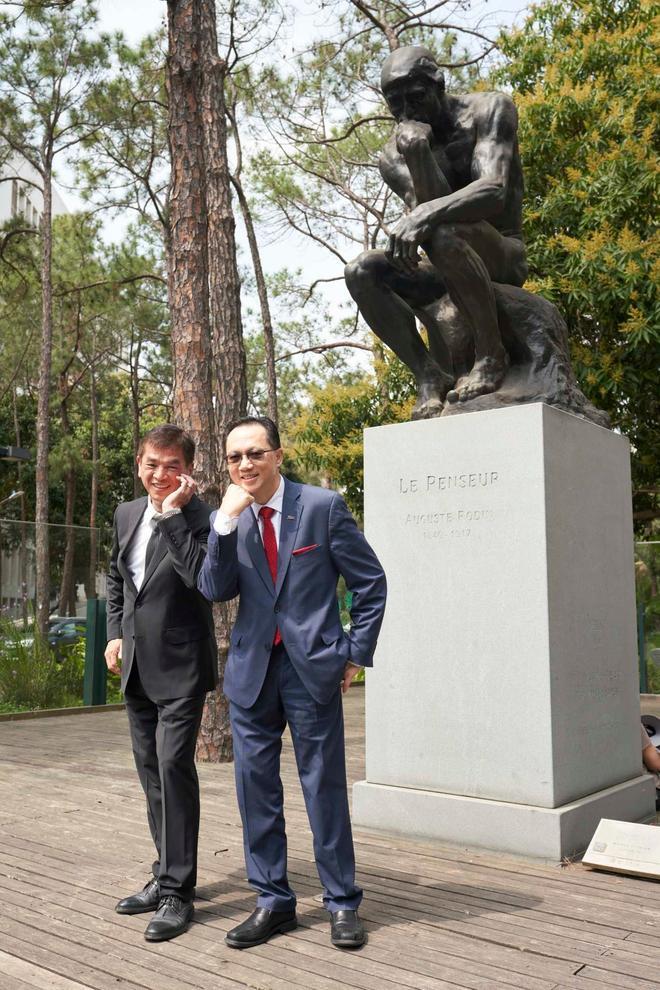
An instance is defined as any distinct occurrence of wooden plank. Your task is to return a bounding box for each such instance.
[623,931,660,949]
[1,694,658,990]
[0,932,149,990]
[0,950,92,990]
[0,887,369,990]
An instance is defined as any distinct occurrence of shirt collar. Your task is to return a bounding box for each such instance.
[144,499,160,524]
[251,475,285,519]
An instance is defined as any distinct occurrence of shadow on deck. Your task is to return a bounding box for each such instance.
[0,689,659,989]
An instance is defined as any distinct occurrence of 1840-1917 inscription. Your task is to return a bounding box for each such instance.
[399,469,500,540]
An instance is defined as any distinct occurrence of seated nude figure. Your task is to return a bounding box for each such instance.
[345,45,529,418]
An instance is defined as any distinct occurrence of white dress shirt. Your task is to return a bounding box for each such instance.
[213,475,285,548]
[125,499,160,591]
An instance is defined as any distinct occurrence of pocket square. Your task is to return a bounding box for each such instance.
[292,543,319,556]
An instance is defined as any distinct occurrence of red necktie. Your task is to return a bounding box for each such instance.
[259,506,282,646]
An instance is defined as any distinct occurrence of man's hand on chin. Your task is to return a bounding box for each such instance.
[220,483,255,519]
[161,473,197,512]
[342,662,362,694]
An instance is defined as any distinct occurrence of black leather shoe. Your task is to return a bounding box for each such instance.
[115,876,160,915]
[330,909,366,948]
[144,895,193,942]
[225,907,297,949]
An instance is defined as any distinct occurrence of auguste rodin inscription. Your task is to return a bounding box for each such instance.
[398,467,500,540]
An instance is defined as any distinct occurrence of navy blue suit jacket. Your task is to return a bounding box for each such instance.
[197,478,386,707]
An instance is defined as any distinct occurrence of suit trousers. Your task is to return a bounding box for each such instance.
[229,643,362,913]
[124,662,205,901]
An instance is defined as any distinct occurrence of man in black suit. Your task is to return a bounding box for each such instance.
[105,424,217,942]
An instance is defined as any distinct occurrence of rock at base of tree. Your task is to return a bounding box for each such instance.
[438,283,610,428]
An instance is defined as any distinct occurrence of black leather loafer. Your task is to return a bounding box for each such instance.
[330,909,366,948]
[144,895,193,942]
[225,907,297,949]
[115,876,160,915]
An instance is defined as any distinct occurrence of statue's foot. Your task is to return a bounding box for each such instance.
[412,372,454,420]
[454,351,509,404]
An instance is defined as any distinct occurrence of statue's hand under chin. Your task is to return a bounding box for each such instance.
[396,120,433,157]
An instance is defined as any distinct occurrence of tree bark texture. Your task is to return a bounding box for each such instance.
[167,0,218,502]
[13,388,28,628]
[167,0,246,763]
[57,371,77,617]
[130,334,142,499]
[88,363,99,598]
[232,170,278,422]
[58,467,77,616]
[35,168,53,638]
[199,1,247,433]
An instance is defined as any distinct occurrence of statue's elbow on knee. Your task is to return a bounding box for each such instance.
[345,252,382,295]
[344,256,364,293]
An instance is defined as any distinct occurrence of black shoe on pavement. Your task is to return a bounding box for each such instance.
[330,909,366,948]
[115,876,160,915]
[225,907,297,949]
[144,895,193,942]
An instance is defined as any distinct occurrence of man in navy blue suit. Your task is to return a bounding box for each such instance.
[198,416,386,949]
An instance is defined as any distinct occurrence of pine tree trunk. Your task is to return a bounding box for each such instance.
[58,467,77,616]
[232,172,278,421]
[199,1,247,431]
[167,0,218,501]
[88,364,99,598]
[35,166,53,638]
[13,388,28,628]
[197,0,248,763]
[130,336,142,499]
[167,0,238,762]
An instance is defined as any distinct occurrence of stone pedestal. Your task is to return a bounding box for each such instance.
[354,404,655,860]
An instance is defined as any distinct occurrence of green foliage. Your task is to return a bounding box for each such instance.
[0,208,170,529]
[292,352,415,516]
[0,618,85,712]
[0,0,112,173]
[497,0,659,510]
[78,31,169,231]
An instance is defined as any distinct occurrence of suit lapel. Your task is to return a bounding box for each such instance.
[275,481,302,597]
[241,506,274,595]
[139,529,167,593]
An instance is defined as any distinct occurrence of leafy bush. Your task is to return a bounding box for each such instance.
[0,617,85,711]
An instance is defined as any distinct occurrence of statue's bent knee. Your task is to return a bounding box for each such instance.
[429,223,472,257]
[344,251,384,293]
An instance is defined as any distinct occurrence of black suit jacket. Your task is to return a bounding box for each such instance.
[106,494,218,702]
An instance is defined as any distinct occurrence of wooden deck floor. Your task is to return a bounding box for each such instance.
[1,690,659,990]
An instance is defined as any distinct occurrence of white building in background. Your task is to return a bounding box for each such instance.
[0,153,69,226]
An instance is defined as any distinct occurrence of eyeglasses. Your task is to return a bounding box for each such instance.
[226,448,277,466]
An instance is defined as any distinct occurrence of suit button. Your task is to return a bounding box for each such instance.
[274,605,280,613]
[264,643,270,650]
[135,602,142,609]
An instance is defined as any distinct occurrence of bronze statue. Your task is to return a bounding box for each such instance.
[345,46,608,427]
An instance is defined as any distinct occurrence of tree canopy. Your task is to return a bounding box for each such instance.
[497,0,659,522]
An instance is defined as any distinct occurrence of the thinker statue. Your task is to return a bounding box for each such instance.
[345,46,608,427]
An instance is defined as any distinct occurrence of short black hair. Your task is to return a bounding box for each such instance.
[225,415,281,451]
[138,424,195,465]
